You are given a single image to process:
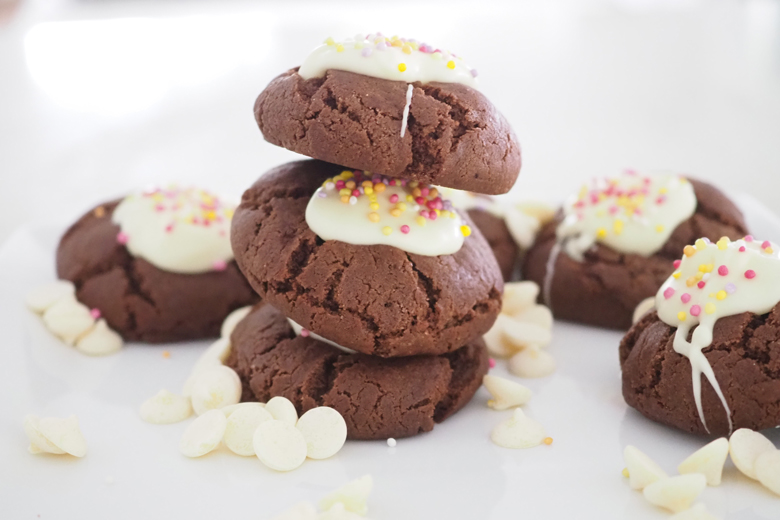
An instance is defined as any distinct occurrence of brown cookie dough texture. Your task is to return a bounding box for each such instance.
[56,201,259,343]
[226,303,489,440]
[620,308,780,435]
[254,68,521,195]
[467,208,519,282]
[232,160,504,358]
[523,179,748,330]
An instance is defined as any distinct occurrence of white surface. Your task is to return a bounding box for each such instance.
[0,195,779,519]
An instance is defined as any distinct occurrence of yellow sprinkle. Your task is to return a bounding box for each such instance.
[368,195,377,202]
[695,272,704,281]
[353,42,363,49]
[460,225,472,237]
[658,187,668,195]
[362,180,373,188]
[324,37,335,45]
[224,208,234,219]
[698,264,713,273]
[596,228,607,239]
[370,202,379,210]
[434,209,441,216]
[409,181,419,188]
[335,44,344,52]
[416,216,426,226]
[655,225,664,233]
[397,202,407,211]
[341,170,353,179]
[705,302,716,314]
[622,468,630,478]
[672,272,681,279]
[368,212,380,223]
[398,63,407,72]
[449,212,456,219]
[683,245,696,257]
[390,208,402,217]
[766,247,774,254]
[382,226,392,235]
[391,39,402,47]
[402,44,412,54]
[364,187,374,195]
[678,311,687,321]
[613,220,624,235]
[205,210,216,221]
[340,195,349,204]
[374,183,386,192]
[695,238,707,250]
[339,188,351,196]
[406,195,414,202]
[686,277,697,287]
[447,60,456,69]
[716,290,727,300]
[440,210,450,218]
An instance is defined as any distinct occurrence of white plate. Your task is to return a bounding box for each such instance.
[1,194,779,520]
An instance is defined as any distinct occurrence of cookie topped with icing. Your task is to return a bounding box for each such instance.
[112,186,235,274]
[253,35,521,194]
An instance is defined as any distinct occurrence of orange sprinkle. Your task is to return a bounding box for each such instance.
[412,187,422,197]
[683,245,696,257]
[340,195,350,204]
[390,208,402,217]
[345,180,356,190]
[373,183,386,193]
[93,206,106,218]
[543,437,553,445]
[368,212,380,223]
[162,351,171,359]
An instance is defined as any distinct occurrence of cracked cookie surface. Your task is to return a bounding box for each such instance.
[620,307,780,435]
[231,160,504,357]
[226,302,489,440]
[522,179,748,330]
[56,200,259,343]
[254,68,521,194]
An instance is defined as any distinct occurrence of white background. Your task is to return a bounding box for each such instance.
[1,1,780,519]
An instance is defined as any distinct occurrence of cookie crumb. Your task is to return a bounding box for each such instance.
[162,351,170,359]
[387,438,396,447]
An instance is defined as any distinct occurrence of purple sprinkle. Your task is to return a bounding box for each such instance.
[376,42,387,51]
[725,283,737,294]
[703,237,712,244]
[361,47,373,58]
[318,192,327,198]
[471,69,478,78]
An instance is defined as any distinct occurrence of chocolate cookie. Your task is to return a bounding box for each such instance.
[57,200,258,343]
[254,68,521,194]
[523,179,748,330]
[226,302,489,440]
[467,208,518,281]
[231,160,504,357]
[620,308,780,435]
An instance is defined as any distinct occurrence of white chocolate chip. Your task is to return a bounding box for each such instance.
[190,365,242,416]
[221,402,265,417]
[270,503,318,520]
[318,502,366,520]
[642,474,706,513]
[319,474,373,516]
[179,409,227,458]
[483,314,520,358]
[502,282,539,316]
[729,428,776,479]
[670,503,721,520]
[515,201,556,226]
[265,396,298,426]
[513,304,553,329]
[24,415,65,455]
[482,375,532,410]
[633,296,656,324]
[387,438,396,447]
[25,281,75,313]
[504,206,541,249]
[182,337,233,396]
[508,347,556,378]
[253,419,307,471]
[295,407,347,460]
[223,404,274,456]
[490,408,546,449]
[26,415,87,457]
[677,437,729,486]
[624,445,667,490]
[755,449,780,495]
[221,305,252,339]
[75,319,123,356]
[140,389,192,424]
[41,295,96,345]
[502,321,552,349]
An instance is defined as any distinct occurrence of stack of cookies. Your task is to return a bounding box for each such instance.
[225,33,523,440]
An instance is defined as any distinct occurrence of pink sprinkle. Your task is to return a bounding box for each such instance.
[400,225,410,234]
[697,281,706,289]
[681,293,691,303]
[470,69,478,78]
[745,269,756,279]
[690,305,701,317]
[336,180,345,189]
[656,196,666,205]
[400,179,407,187]
[488,358,496,368]
[89,308,101,319]
[213,260,227,271]
[389,179,396,186]
[624,168,637,176]
[608,206,618,215]
[361,47,372,57]
[762,240,772,249]
[416,196,426,205]
[389,194,399,203]
[426,200,437,210]
[673,259,681,269]
[352,189,360,197]
[718,265,729,276]
[300,329,310,337]
[165,224,174,233]
[745,235,754,242]
[155,204,165,212]
[663,287,675,299]
[117,232,129,245]
[420,187,430,197]
[429,211,438,221]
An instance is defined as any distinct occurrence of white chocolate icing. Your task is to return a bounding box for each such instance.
[655,236,780,432]
[287,318,357,354]
[557,171,697,260]
[400,83,413,138]
[299,33,478,89]
[112,186,235,274]
[305,170,469,257]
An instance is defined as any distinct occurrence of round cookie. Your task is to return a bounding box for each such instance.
[231,159,504,358]
[620,308,780,435]
[466,208,518,282]
[523,178,748,330]
[225,302,489,440]
[254,34,521,195]
[57,198,259,343]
